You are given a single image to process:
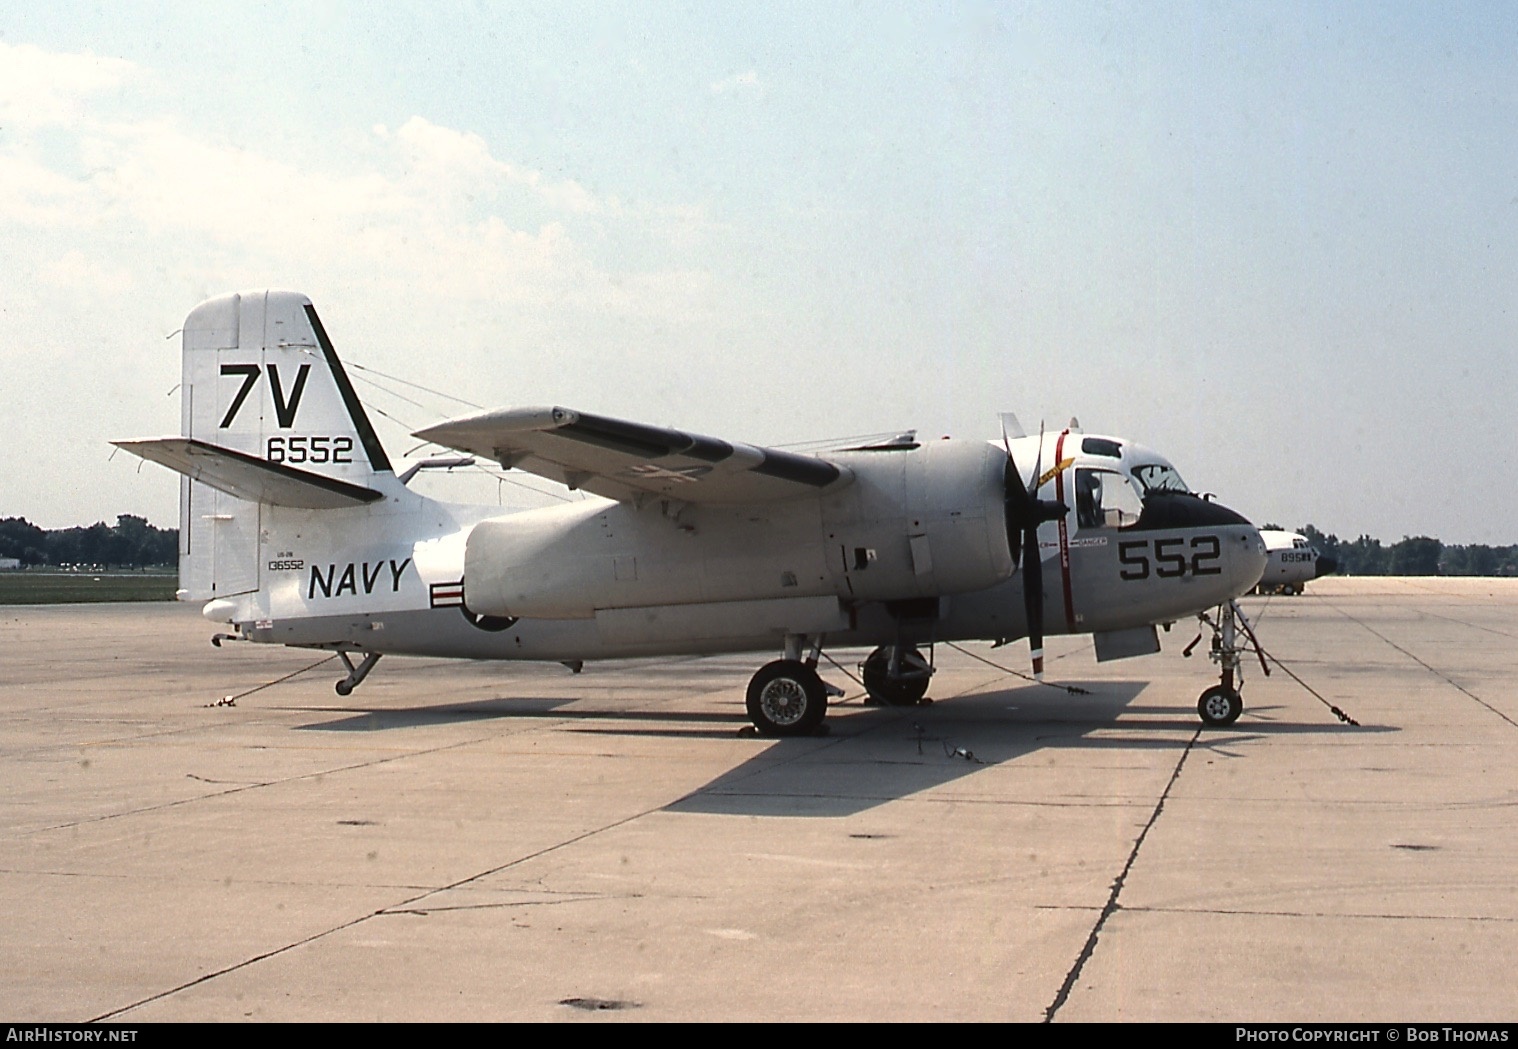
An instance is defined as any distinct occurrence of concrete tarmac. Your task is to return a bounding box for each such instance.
[1,578,1515,1022]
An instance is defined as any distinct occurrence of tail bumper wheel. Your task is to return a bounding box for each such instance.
[747,660,828,737]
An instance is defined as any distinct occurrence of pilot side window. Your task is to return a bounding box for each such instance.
[1075,468,1143,530]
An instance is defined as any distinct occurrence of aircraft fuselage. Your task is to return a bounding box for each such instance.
[215,433,1264,664]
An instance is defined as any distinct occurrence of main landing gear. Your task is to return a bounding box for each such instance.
[1187,599,1268,727]
[744,637,935,736]
[746,634,845,737]
[861,645,933,707]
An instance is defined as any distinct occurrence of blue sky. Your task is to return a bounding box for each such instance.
[2,2,1514,542]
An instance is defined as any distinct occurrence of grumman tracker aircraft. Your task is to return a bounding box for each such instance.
[116,291,1269,734]
[1256,529,1338,595]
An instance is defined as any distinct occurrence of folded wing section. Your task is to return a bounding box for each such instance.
[414,407,852,504]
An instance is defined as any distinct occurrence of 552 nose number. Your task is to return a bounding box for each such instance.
[1118,535,1222,580]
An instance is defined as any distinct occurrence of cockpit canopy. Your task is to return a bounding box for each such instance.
[1070,437,1205,531]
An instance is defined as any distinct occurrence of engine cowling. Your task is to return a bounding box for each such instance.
[819,438,1014,601]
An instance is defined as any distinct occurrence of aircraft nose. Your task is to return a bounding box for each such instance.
[1238,522,1267,592]
[1316,555,1339,578]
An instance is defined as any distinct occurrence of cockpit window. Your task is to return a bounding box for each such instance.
[1130,462,1190,495]
[1075,468,1143,529]
[1081,437,1123,458]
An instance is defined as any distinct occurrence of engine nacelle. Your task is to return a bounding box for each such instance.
[820,438,1013,601]
[462,438,1014,619]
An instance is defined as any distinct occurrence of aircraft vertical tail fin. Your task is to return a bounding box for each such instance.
[182,290,392,480]
[117,291,397,601]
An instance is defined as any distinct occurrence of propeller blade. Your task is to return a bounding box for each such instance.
[1023,525,1045,678]
[1030,421,1045,496]
[1003,456,1025,572]
[1000,421,1065,679]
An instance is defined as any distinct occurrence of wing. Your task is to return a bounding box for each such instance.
[413,407,852,504]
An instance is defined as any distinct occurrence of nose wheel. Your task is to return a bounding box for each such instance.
[1188,599,1267,728]
[1197,685,1243,727]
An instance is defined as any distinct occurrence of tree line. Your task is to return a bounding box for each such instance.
[0,515,176,569]
[1284,525,1518,577]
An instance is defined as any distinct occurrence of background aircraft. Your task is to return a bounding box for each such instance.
[1256,529,1338,595]
[116,291,1268,733]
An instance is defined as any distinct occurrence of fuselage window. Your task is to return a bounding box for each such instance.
[1081,437,1123,459]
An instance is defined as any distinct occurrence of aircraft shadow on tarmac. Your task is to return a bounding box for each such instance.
[666,683,1392,818]
[285,697,600,731]
[279,680,1385,818]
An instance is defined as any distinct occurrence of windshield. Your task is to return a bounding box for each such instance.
[1130,462,1190,495]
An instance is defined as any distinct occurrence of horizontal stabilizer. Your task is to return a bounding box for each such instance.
[113,438,384,509]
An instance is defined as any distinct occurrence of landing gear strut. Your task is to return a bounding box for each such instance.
[746,634,834,737]
[861,645,933,706]
[335,651,381,696]
[1188,599,1267,727]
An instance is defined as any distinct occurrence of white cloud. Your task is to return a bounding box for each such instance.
[0,44,717,333]
[385,116,602,215]
[37,249,135,295]
[710,70,766,98]
[0,41,138,126]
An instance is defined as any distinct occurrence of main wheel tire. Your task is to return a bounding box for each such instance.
[746,660,828,737]
[1197,685,1243,727]
[861,646,930,706]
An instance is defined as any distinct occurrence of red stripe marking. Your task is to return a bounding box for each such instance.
[1054,430,1076,632]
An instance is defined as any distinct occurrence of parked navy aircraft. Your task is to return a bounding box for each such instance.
[1256,529,1338,595]
[116,291,1268,732]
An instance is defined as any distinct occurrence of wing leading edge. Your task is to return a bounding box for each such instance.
[413,407,852,504]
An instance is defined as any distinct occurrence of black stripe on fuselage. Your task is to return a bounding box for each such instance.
[303,304,393,474]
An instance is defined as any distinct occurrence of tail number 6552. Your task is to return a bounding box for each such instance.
[267,436,353,464]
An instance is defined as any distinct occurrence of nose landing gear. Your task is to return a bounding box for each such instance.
[1187,599,1268,727]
